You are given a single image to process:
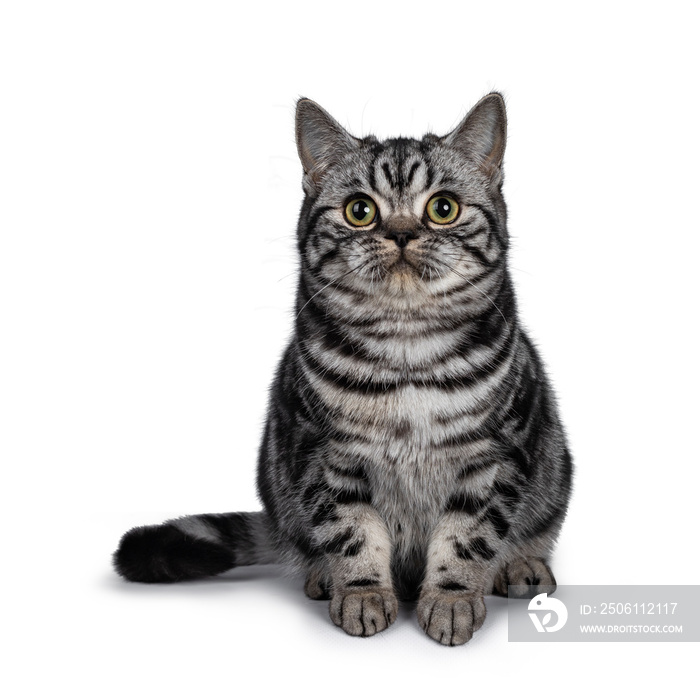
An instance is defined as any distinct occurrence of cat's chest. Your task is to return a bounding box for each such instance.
[326,384,495,526]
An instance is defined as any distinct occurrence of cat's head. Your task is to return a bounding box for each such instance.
[295,94,509,310]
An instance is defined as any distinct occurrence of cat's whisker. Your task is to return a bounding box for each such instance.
[420,254,509,328]
[295,261,370,319]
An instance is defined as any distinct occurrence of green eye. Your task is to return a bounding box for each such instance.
[426,194,459,224]
[345,197,377,227]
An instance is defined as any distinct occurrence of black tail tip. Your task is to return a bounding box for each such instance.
[113,523,236,583]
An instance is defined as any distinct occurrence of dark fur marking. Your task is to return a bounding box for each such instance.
[343,538,365,557]
[406,161,420,188]
[492,479,522,505]
[454,541,474,561]
[306,205,334,236]
[446,492,489,515]
[311,501,338,527]
[334,487,372,505]
[521,504,567,541]
[328,462,368,480]
[347,578,379,587]
[393,419,411,438]
[439,581,468,591]
[113,524,236,583]
[485,506,511,539]
[323,529,353,554]
[456,460,498,479]
[506,444,534,479]
[382,162,395,188]
[470,537,496,560]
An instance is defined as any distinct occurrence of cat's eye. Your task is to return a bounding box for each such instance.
[426,194,459,225]
[344,197,378,227]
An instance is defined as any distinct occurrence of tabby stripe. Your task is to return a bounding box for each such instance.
[434,429,489,449]
[347,578,379,587]
[311,501,337,527]
[327,462,368,480]
[439,581,468,591]
[406,161,420,188]
[302,350,396,393]
[492,479,522,506]
[334,486,372,505]
[306,205,335,236]
[470,537,496,560]
[369,157,378,191]
[436,267,501,299]
[343,538,365,557]
[382,162,395,189]
[485,506,511,539]
[464,203,504,247]
[199,513,252,550]
[302,333,515,394]
[425,162,435,189]
[302,311,511,375]
[454,541,474,561]
[323,529,353,554]
[445,492,490,515]
[310,244,341,274]
[509,374,542,434]
[460,241,496,268]
[395,139,409,190]
[505,444,534,479]
[456,460,500,479]
[455,224,490,242]
[301,481,327,507]
[521,503,567,541]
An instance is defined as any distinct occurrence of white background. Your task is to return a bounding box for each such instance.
[2,1,698,697]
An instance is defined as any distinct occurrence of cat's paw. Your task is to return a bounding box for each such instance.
[417,591,487,646]
[329,587,398,637]
[491,557,556,598]
[304,568,331,600]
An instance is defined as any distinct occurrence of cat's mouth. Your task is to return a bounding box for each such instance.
[387,249,420,274]
[389,257,415,271]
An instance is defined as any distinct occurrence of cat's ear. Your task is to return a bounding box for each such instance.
[444,93,507,179]
[296,98,360,192]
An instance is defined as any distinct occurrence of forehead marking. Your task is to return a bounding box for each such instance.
[406,161,420,189]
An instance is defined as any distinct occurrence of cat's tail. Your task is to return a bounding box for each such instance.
[113,511,277,583]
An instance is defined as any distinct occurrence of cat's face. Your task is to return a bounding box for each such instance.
[296,95,508,311]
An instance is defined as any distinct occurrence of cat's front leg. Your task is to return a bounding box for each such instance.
[317,503,398,637]
[417,512,501,646]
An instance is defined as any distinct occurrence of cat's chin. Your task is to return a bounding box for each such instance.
[383,262,432,300]
[388,258,417,274]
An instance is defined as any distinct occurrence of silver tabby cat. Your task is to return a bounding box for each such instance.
[114,93,573,646]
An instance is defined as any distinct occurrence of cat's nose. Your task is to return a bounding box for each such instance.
[384,230,418,249]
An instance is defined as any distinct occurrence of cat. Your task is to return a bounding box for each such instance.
[113,93,573,646]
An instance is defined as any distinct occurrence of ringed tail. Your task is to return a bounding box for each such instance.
[113,511,276,583]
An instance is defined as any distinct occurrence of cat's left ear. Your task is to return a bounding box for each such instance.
[444,93,507,179]
[296,98,360,192]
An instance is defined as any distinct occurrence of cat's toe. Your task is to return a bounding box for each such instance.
[492,557,556,598]
[304,569,331,600]
[329,588,398,637]
[417,592,487,646]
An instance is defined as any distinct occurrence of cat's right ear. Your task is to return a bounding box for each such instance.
[296,99,359,193]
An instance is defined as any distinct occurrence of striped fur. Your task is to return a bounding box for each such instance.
[114,94,573,645]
